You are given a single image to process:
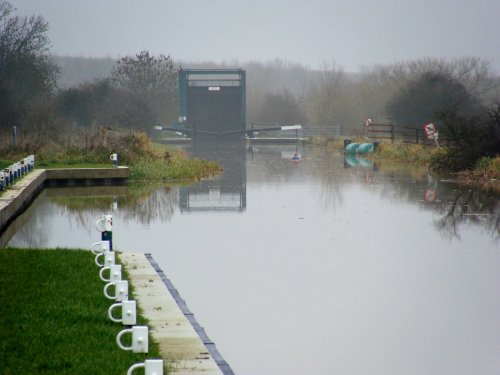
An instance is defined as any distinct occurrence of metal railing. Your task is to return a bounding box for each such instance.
[0,155,35,191]
[248,123,343,138]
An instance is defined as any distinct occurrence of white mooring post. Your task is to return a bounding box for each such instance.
[116,326,149,353]
[127,359,164,375]
[96,214,113,250]
[108,300,137,326]
[103,280,129,301]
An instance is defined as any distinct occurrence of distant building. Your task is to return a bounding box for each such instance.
[178,69,246,141]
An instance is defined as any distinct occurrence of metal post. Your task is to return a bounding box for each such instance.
[391,125,394,144]
[12,126,16,149]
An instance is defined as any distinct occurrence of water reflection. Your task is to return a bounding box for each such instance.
[433,185,500,240]
[181,141,246,212]
[339,156,499,240]
[2,145,500,375]
[121,184,178,224]
[3,146,498,246]
[48,184,179,225]
[343,154,375,169]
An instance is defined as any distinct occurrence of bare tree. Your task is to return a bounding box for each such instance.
[306,62,357,131]
[0,0,59,130]
[111,51,178,125]
[255,89,306,125]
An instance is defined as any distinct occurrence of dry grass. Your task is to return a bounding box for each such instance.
[0,127,222,181]
[370,142,441,165]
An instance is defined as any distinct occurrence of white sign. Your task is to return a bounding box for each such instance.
[208,86,220,91]
[281,124,302,131]
[365,118,372,127]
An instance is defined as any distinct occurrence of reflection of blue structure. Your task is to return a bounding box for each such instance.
[344,155,374,168]
[180,143,246,212]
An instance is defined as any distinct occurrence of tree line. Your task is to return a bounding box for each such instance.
[1,1,499,170]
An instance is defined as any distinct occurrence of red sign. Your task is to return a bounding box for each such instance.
[423,122,437,140]
[424,188,438,203]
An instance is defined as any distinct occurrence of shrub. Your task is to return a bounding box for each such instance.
[430,103,500,171]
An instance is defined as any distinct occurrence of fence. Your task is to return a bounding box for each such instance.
[366,123,445,145]
[301,125,343,138]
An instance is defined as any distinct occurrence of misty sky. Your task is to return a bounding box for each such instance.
[11,0,500,72]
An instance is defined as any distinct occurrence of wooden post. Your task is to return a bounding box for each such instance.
[391,124,394,143]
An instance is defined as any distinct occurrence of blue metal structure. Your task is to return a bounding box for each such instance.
[177,69,246,140]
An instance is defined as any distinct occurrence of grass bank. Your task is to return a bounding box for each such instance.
[0,127,222,181]
[0,248,167,375]
[324,137,440,164]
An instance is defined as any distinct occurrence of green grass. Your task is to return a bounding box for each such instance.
[0,160,13,170]
[129,156,221,181]
[0,248,167,375]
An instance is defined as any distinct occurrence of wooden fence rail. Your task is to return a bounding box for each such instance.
[366,123,446,146]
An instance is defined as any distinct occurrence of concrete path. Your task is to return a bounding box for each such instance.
[119,252,227,375]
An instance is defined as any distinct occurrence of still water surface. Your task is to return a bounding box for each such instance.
[5,144,500,375]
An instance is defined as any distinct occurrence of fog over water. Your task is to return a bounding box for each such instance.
[11,0,500,72]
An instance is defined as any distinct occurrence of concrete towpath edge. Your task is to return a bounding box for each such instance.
[119,252,234,375]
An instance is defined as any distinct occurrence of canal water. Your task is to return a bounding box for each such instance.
[4,143,500,375]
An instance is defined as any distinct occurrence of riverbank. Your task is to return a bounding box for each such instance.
[455,170,500,192]
[1,129,222,182]
[325,138,500,192]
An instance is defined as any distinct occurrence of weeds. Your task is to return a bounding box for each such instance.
[371,142,440,164]
[456,156,500,192]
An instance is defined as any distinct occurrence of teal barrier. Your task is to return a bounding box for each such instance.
[357,143,374,154]
[344,143,360,153]
[344,142,374,154]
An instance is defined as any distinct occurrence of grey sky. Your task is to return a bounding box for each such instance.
[11,0,500,72]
